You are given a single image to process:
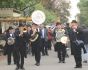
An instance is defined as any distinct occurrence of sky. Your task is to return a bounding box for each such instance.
[69,0,80,22]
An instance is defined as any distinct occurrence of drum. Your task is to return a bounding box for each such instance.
[60,36,68,44]
[7,37,15,45]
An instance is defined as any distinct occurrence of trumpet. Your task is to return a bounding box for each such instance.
[19,26,27,33]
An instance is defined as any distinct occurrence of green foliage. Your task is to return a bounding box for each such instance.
[78,0,88,25]
[0,0,39,10]
[0,0,70,24]
[45,10,57,24]
[42,0,70,23]
[35,3,44,10]
[34,3,58,24]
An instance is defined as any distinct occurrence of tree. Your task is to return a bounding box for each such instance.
[0,0,13,8]
[0,0,40,10]
[78,0,88,25]
[0,0,70,24]
[54,0,70,23]
[40,0,70,23]
[34,3,58,24]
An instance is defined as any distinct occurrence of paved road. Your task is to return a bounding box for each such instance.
[0,49,88,70]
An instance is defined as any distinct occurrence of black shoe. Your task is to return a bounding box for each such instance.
[8,63,11,65]
[62,61,65,63]
[14,62,16,64]
[83,61,87,63]
[58,61,61,63]
[20,67,25,70]
[25,54,27,58]
[42,54,45,56]
[35,63,37,65]
[46,54,49,56]
[66,54,69,58]
[35,63,40,66]
[15,67,19,70]
[74,66,82,68]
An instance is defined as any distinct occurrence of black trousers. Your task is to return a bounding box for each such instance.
[74,54,82,67]
[70,41,74,55]
[31,46,35,56]
[57,42,66,62]
[47,40,52,50]
[7,46,16,64]
[41,39,48,55]
[34,46,41,63]
[15,48,25,68]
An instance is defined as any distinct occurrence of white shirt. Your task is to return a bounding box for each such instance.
[41,28,45,38]
[10,34,12,37]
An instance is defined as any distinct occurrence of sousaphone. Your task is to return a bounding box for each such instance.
[30,10,46,42]
[31,10,46,25]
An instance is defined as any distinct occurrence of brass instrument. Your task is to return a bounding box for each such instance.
[31,10,46,25]
[23,27,28,33]
[30,33,39,42]
[19,26,28,33]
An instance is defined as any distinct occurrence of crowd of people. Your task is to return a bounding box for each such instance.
[0,20,88,70]
[2,23,54,70]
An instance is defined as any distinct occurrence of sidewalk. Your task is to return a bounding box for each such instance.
[0,55,6,61]
[0,49,88,70]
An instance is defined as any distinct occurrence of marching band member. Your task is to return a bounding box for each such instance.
[69,20,87,68]
[15,26,26,70]
[30,23,41,66]
[4,27,16,65]
[55,22,67,63]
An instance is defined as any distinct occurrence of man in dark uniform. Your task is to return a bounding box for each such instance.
[5,27,16,65]
[15,27,26,70]
[27,25,32,55]
[30,23,41,66]
[69,20,87,68]
[73,39,86,68]
[67,26,77,55]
